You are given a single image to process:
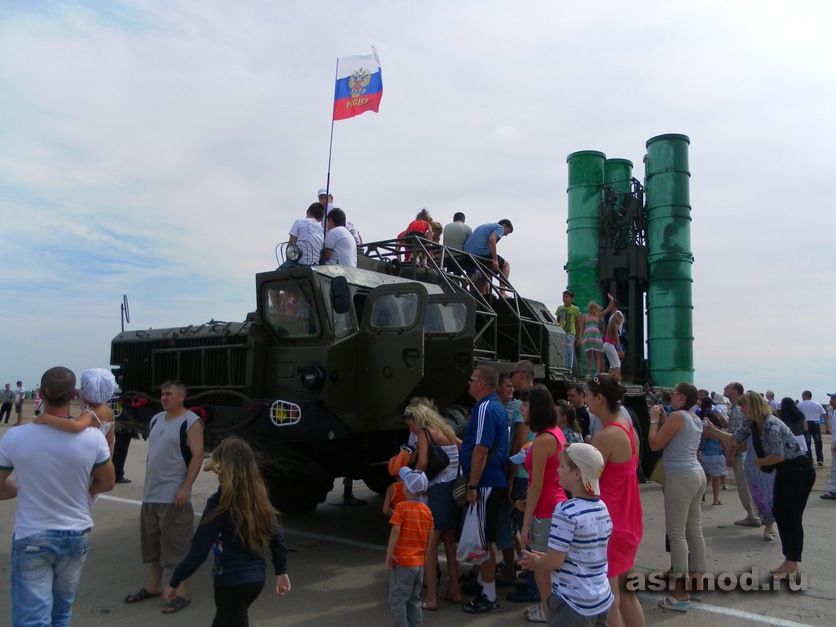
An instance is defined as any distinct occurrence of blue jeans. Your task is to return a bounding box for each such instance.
[12,529,91,627]
[389,564,423,627]
[565,334,576,370]
[804,422,823,463]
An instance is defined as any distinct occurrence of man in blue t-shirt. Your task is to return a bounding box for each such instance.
[462,220,513,293]
[461,366,509,615]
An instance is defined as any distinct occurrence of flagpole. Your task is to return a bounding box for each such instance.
[324,58,339,237]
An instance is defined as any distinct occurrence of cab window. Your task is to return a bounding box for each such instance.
[370,291,420,330]
[425,301,468,334]
[263,282,320,338]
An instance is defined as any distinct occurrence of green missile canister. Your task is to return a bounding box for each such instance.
[566,150,606,374]
[645,133,694,386]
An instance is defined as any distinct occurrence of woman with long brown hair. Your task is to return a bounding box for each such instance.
[163,437,291,625]
[648,382,706,611]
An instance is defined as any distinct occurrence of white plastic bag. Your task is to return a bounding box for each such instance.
[456,492,490,565]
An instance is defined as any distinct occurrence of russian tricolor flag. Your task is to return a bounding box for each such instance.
[333,47,382,121]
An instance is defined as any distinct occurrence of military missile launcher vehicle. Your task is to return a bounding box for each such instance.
[111,236,646,515]
[112,133,695,515]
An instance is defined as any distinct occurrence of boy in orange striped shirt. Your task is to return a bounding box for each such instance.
[386,468,434,626]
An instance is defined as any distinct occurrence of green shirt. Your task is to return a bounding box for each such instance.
[555,304,581,335]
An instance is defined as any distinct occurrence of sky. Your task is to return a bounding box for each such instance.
[1,0,834,404]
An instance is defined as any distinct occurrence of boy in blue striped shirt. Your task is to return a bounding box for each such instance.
[521,443,614,626]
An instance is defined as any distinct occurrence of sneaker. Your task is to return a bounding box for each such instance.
[820,492,836,500]
[463,594,500,614]
[495,575,516,587]
[818,461,824,467]
[525,604,547,623]
[734,517,762,527]
[506,589,540,603]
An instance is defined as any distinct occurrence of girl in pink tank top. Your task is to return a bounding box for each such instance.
[586,374,646,627]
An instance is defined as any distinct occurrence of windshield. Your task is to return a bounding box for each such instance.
[425,300,468,334]
[262,282,321,338]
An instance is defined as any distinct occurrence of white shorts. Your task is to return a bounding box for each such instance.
[603,342,620,368]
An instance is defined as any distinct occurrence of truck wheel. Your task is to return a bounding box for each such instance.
[362,466,393,496]
[266,476,334,516]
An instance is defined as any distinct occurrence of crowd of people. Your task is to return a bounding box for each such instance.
[2,361,834,627]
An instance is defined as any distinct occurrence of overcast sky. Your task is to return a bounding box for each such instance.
[1,0,834,404]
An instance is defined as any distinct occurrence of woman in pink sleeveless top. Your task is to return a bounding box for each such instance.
[588,374,646,627]
[520,385,567,622]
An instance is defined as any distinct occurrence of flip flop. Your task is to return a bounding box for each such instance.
[161,595,191,614]
[443,594,463,604]
[658,595,690,612]
[124,588,161,604]
[421,601,438,611]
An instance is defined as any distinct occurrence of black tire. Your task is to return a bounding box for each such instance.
[265,474,334,517]
[362,466,393,496]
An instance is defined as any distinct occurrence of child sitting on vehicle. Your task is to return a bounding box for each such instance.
[386,468,434,627]
[521,443,613,625]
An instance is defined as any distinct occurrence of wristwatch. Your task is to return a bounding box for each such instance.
[467,484,478,491]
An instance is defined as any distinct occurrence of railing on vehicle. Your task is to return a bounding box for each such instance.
[360,236,550,365]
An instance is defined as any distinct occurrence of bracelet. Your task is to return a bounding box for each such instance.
[467,485,478,491]
[650,420,658,425]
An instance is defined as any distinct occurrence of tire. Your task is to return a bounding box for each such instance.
[362,466,393,496]
[265,473,334,517]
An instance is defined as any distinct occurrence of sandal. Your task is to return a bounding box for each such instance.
[161,595,191,614]
[124,588,161,604]
[658,595,690,612]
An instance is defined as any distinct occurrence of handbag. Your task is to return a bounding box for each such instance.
[650,458,665,485]
[452,439,502,507]
[422,428,450,480]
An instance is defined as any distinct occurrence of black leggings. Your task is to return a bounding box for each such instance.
[773,457,816,562]
[212,580,265,627]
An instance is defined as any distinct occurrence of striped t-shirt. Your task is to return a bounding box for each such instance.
[548,497,614,617]
[389,499,433,567]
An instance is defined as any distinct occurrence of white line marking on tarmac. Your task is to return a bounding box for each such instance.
[641,594,816,627]
[98,494,384,552]
[99,495,815,624]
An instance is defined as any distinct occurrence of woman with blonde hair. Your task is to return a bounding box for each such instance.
[579,295,615,379]
[707,391,815,578]
[163,437,291,625]
[403,403,462,608]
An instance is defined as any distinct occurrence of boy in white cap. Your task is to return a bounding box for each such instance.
[386,468,434,626]
[521,443,613,626]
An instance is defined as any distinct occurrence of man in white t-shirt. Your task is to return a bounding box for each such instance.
[321,208,357,267]
[13,380,25,426]
[0,367,114,626]
[282,202,325,266]
[798,390,826,465]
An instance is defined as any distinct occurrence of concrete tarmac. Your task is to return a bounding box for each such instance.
[2,410,836,626]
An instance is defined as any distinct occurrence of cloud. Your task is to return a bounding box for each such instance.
[0,0,834,403]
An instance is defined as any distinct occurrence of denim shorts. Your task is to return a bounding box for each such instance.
[427,480,460,531]
[12,529,91,627]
